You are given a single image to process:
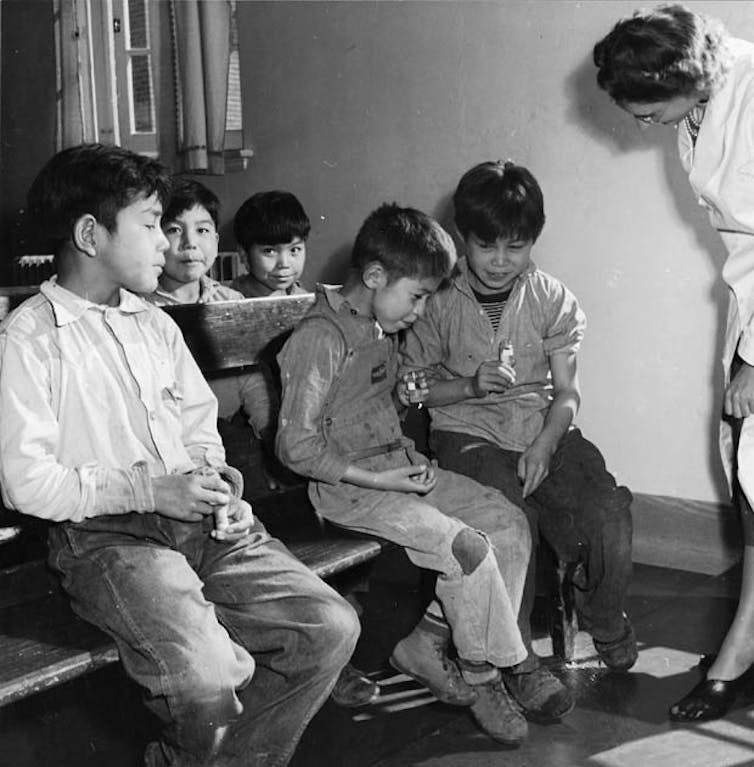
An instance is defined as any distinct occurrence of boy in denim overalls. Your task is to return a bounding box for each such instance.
[401,161,636,721]
[0,144,359,767]
[277,202,533,745]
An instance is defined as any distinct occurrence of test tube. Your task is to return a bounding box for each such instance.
[405,370,425,409]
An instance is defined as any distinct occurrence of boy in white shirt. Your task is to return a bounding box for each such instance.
[0,144,359,767]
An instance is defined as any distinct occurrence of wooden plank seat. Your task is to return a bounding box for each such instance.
[0,506,385,707]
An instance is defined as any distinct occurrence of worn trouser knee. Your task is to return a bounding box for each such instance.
[593,486,633,555]
[451,527,490,575]
[300,593,361,674]
[167,663,246,734]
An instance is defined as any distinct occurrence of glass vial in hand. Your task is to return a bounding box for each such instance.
[404,370,426,409]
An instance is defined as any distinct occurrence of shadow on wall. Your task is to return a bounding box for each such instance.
[317,193,458,287]
[567,48,731,499]
[322,244,352,287]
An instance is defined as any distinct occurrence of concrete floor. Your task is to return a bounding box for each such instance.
[2,559,753,767]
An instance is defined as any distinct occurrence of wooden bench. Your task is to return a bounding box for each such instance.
[0,292,576,710]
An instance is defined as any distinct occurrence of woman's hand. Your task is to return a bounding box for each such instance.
[725,361,754,418]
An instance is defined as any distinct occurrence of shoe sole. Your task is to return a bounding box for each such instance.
[469,709,527,746]
[388,655,477,707]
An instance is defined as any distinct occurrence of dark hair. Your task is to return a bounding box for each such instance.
[351,202,456,283]
[162,177,220,229]
[593,3,730,104]
[453,160,545,244]
[233,190,311,251]
[26,143,171,256]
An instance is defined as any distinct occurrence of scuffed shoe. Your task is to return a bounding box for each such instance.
[594,614,638,672]
[502,666,574,723]
[469,675,528,745]
[330,663,380,708]
[390,627,477,706]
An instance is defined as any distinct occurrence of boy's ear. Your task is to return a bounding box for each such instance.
[72,214,99,258]
[362,261,388,289]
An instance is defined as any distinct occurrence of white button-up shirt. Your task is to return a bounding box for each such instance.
[0,279,224,522]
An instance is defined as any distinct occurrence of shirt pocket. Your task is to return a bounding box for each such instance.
[150,353,184,421]
[512,340,544,383]
[160,381,184,419]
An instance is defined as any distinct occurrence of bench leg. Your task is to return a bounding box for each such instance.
[549,558,578,662]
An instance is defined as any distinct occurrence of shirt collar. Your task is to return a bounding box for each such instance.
[316,283,383,336]
[452,257,536,296]
[40,277,150,327]
[151,274,218,305]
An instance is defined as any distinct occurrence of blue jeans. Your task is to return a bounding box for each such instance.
[431,428,633,659]
[48,513,359,767]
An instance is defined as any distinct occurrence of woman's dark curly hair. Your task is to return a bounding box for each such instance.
[593,4,731,104]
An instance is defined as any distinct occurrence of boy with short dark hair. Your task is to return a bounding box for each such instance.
[147,177,243,305]
[0,143,359,767]
[401,161,636,710]
[276,202,535,745]
[231,190,310,297]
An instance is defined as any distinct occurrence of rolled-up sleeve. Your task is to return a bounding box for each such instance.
[541,282,586,356]
[276,320,351,483]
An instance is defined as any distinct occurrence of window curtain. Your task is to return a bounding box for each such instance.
[54,0,97,149]
[170,0,231,175]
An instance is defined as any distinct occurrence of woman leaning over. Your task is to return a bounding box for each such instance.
[593,3,754,723]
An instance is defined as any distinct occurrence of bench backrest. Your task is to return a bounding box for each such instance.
[162,293,316,375]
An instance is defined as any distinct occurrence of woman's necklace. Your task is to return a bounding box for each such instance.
[683,102,707,145]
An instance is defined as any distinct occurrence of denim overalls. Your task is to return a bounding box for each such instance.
[298,292,531,668]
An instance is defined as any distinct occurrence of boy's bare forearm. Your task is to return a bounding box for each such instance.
[534,390,580,452]
[425,376,481,407]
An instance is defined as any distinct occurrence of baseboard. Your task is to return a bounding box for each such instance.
[632,492,741,576]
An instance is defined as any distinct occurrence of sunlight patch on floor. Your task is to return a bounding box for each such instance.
[587,724,754,767]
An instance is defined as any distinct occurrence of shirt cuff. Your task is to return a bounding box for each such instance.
[90,460,154,516]
[190,463,244,499]
[130,460,155,512]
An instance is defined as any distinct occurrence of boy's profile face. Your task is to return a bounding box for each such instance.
[464,234,533,294]
[98,192,168,296]
[245,237,306,293]
[372,272,441,334]
[161,204,219,286]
